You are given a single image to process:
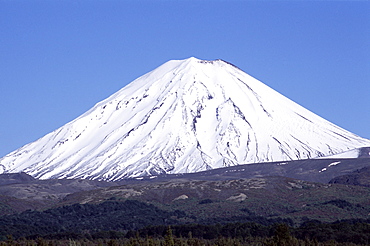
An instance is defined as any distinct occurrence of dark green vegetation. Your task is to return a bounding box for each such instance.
[0,158,369,245]
[0,219,369,245]
[60,176,370,225]
[0,176,369,244]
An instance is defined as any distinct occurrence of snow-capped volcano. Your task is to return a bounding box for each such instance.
[1,57,369,181]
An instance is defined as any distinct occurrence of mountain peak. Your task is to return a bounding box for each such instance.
[1,58,369,181]
[175,57,235,67]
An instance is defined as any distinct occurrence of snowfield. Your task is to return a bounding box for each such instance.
[1,58,369,181]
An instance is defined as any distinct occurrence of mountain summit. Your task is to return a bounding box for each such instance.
[1,58,369,181]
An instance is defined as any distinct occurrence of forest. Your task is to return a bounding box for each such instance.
[0,200,369,245]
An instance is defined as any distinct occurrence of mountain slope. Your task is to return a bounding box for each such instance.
[1,58,369,181]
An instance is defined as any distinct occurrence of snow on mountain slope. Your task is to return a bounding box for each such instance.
[320,149,361,159]
[320,147,370,159]
[1,57,369,181]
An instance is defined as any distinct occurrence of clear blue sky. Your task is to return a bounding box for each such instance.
[0,0,369,157]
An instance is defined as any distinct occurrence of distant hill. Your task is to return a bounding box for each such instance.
[0,175,369,240]
[329,166,370,187]
[0,157,369,242]
[0,157,369,214]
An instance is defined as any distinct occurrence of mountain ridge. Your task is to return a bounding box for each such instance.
[1,58,369,181]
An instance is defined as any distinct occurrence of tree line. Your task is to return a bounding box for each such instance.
[0,200,369,245]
